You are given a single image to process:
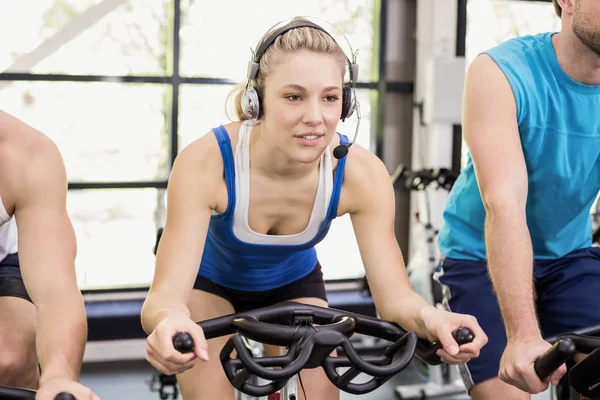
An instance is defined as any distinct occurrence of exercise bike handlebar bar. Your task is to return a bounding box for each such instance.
[0,388,75,400]
[533,324,600,398]
[172,302,474,396]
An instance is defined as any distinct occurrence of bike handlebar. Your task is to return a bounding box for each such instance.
[534,326,600,398]
[533,338,577,380]
[0,387,75,400]
[173,301,474,396]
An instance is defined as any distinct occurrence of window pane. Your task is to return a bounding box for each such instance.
[0,81,170,182]
[0,0,168,75]
[466,0,560,64]
[316,215,364,280]
[179,84,375,153]
[462,0,560,169]
[69,189,164,289]
[180,0,377,81]
[178,84,235,149]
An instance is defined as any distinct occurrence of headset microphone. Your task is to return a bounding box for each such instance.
[333,102,361,160]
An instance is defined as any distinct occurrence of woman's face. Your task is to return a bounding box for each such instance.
[260,49,345,164]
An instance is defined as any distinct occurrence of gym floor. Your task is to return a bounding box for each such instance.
[79,358,473,400]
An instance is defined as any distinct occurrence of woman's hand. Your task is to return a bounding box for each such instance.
[418,305,488,364]
[146,314,209,375]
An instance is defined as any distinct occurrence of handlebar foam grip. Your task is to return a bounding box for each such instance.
[454,327,475,345]
[173,331,195,353]
[534,338,576,380]
[54,393,76,400]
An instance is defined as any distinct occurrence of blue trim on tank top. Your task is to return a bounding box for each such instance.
[210,124,348,250]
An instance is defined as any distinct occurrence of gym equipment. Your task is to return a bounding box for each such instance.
[390,164,467,399]
[172,301,474,398]
[540,324,600,400]
[0,387,75,400]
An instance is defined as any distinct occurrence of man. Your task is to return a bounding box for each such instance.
[435,0,600,399]
[0,110,99,399]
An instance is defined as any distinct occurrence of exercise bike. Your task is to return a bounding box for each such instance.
[0,388,75,400]
[536,324,600,400]
[171,301,474,399]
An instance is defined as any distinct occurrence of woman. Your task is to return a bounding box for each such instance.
[141,17,487,399]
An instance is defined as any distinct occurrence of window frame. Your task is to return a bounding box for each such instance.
[0,0,420,338]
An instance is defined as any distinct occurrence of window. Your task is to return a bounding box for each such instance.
[68,189,165,288]
[1,0,381,290]
[1,0,168,76]
[0,81,170,182]
[462,0,561,169]
[179,0,377,81]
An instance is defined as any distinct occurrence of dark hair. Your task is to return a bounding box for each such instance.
[552,0,561,17]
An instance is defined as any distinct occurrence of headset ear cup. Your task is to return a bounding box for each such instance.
[242,87,260,120]
[341,85,355,121]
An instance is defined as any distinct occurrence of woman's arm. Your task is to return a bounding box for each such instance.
[345,147,428,333]
[141,133,222,334]
[345,146,487,360]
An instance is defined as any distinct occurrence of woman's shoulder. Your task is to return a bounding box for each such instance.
[339,142,392,210]
[178,121,244,161]
[172,121,244,182]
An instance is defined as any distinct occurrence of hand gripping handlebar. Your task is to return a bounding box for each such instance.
[172,302,474,396]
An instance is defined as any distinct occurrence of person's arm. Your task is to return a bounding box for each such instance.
[12,137,86,386]
[346,146,487,362]
[141,133,221,373]
[463,54,538,340]
[463,54,565,391]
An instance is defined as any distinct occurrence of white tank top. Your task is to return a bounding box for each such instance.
[231,120,334,245]
[0,193,18,261]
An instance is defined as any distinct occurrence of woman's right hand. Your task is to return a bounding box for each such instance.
[146,314,210,375]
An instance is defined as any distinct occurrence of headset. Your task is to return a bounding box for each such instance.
[241,17,362,159]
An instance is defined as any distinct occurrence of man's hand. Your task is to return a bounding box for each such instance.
[498,337,566,394]
[35,378,100,400]
[418,305,488,364]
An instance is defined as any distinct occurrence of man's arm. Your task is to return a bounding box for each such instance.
[13,136,86,385]
[462,54,538,340]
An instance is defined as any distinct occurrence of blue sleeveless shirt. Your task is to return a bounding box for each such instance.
[197,126,349,290]
[438,32,600,261]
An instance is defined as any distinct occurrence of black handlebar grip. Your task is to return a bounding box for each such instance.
[54,393,76,400]
[454,327,475,345]
[534,338,576,380]
[434,327,475,351]
[173,331,195,353]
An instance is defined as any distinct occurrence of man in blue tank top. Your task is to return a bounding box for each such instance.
[435,0,600,398]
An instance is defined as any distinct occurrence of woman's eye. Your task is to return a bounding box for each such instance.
[286,95,301,102]
[325,96,338,102]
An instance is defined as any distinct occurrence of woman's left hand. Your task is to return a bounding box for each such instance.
[418,305,488,365]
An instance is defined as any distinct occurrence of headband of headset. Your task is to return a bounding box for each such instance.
[246,19,359,85]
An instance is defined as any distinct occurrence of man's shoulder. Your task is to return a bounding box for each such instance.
[0,111,60,160]
[486,32,550,57]
[0,112,64,198]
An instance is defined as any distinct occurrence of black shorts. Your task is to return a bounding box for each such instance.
[0,253,32,303]
[193,262,327,313]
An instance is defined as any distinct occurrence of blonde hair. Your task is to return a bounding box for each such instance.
[552,0,561,17]
[226,19,348,121]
